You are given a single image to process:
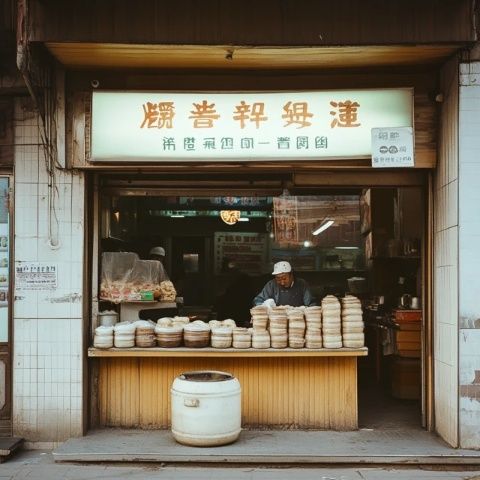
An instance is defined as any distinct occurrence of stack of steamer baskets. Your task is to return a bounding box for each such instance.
[287,307,306,348]
[135,320,156,347]
[250,305,270,348]
[321,295,343,349]
[341,295,365,348]
[304,306,322,348]
[232,327,252,348]
[269,306,288,348]
[250,306,268,330]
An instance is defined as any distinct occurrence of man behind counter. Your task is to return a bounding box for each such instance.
[253,261,317,307]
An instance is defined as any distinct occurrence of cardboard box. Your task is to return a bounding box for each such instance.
[391,357,421,399]
[397,331,420,342]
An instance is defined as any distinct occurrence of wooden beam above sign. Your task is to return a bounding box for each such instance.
[47,43,461,71]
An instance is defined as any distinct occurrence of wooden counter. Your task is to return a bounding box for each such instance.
[90,347,367,431]
[88,347,368,358]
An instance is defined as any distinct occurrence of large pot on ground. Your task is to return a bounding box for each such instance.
[171,370,241,446]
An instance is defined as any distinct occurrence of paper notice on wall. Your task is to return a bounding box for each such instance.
[273,195,299,244]
[214,232,268,275]
[371,127,414,168]
[15,262,58,291]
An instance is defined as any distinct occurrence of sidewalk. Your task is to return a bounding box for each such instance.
[4,450,480,480]
[53,428,480,466]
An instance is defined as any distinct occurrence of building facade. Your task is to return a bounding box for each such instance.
[0,0,479,449]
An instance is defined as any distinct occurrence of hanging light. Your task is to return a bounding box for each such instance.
[312,218,334,236]
[220,210,241,225]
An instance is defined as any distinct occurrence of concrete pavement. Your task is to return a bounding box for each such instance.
[2,451,480,480]
[53,429,480,465]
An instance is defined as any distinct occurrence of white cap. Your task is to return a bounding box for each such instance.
[149,246,165,257]
[272,261,292,275]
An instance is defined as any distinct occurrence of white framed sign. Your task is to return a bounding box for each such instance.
[15,262,58,291]
[91,89,413,162]
[371,127,415,168]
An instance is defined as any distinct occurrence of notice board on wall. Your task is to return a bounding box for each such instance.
[214,232,269,275]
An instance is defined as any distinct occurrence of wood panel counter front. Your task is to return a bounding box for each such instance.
[89,347,367,431]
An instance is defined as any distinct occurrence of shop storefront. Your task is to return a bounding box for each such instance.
[8,0,480,450]
[81,87,430,431]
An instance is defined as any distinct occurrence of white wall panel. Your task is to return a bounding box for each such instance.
[13,98,85,443]
[458,62,480,448]
[433,56,459,447]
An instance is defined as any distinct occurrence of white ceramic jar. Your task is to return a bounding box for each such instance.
[171,370,241,446]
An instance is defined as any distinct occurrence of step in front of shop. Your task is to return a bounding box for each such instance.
[0,437,24,463]
[52,429,480,466]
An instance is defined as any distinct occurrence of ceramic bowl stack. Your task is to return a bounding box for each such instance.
[93,325,114,349]
[341,295,365,348]
[287,308,306,348]
[209,320,222,329]
[155,324,184,347]
[304,306,322,348]
[172,316,190,328]
[183,321,210,348]
[223,318,237,329]
[321,295,342,348]
[252,329,270,349]
[114,322,136,348]
[269,307,288,348]
[211,326,233,348]
[251,306,269,331]
[232,327,252,348]
[134,320,156,347]
[157,317,174,327]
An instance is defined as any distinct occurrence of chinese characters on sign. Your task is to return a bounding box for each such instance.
[371,127,414,168]
[15,263,58,291]
[92,90,413,161]
[141,99,355,133]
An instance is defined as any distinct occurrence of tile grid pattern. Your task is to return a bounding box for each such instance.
[433,57,459,447]
[13,97,84,442]
[458,61,480,449]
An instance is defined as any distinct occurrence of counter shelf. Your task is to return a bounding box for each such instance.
[88,346,367,358]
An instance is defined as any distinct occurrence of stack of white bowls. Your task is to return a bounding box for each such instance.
[322,295,342,348]
[250,306,269,331]
[172,316,190,328]
[155,324,184,347]
[135,320,156,347]
[252,329,270,349]
[232,327,252,349]
[93,325,114,349]
[157,317,174,327]
[341,295,365,348]
[209,320,222,329]
[223,318,237,329]
[269,307,288,348]
[211,326,233,348]
[183,321,211,348]
[287,308,306,348]
[304,306,322,348]
[114,322,136,348]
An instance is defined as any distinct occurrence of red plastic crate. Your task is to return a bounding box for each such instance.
[394,309,422,322]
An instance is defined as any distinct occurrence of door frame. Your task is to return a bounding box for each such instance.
[0,172,14,436]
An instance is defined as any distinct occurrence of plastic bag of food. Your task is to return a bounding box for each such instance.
[100,252,139,303]
[100,252,175,303]
[128,259,169,300]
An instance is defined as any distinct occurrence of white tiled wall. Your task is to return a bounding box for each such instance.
[434,57,459,447]
[13,98,85,443]
[458,62,480,449]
